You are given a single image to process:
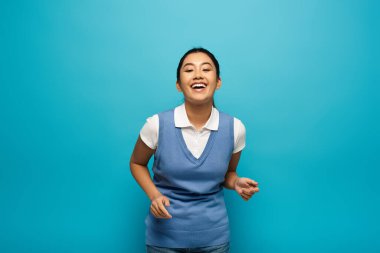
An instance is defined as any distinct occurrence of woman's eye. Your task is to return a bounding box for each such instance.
[184,69,193,72]
[203,69,211,72]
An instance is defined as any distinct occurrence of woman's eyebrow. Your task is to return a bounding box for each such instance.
[182,62,213,68]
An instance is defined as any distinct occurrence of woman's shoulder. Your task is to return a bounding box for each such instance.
[143,107,176,125]
[139,114,159,149]
[217,109,245,126]
[233,117,246,135]
[231,116,246,153]
[142,113,159,128]
[233,117,245,128]
[216,110,246,153]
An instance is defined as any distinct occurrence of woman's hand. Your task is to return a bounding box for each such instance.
[150,194,172,219]
[234,177,259,201]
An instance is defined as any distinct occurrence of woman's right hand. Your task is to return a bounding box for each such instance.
[150,194,172,219]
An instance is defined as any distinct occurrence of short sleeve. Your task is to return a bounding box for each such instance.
[233,118,246,153]
[139,114,159,150]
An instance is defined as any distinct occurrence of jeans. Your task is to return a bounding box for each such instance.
[146,242,230,253]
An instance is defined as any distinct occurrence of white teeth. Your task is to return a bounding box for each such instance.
[191,83,206,88]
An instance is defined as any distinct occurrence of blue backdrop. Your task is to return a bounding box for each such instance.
[1,1,379,252]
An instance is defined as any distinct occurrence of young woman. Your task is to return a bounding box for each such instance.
[130,48,259,253]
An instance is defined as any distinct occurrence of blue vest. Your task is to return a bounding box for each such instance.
[145,109,234,248]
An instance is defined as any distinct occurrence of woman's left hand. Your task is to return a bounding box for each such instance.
[234,177,259,201]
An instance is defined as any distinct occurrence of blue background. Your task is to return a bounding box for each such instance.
[1,0,379,252]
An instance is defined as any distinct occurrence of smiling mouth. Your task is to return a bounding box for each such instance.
[191,83,207,90]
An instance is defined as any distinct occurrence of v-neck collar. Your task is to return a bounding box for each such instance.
[175,127,217,164]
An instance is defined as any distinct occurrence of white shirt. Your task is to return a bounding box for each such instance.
[140,104,246,159]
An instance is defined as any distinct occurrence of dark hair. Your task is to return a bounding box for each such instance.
[176,47,220,82]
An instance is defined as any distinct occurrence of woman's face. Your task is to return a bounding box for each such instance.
[176,52,221,106]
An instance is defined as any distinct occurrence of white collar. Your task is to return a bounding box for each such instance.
[174,103,219,131]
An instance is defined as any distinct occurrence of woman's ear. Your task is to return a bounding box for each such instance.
[176,82,183,92]
[216,78,222,90]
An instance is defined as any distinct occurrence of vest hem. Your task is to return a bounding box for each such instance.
[146,223,230,248]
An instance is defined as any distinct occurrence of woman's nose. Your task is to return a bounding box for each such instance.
[194,69,203,79]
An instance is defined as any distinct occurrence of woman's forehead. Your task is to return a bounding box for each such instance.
[182,52,214,66]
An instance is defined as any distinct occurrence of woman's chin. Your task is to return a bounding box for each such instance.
[185,97,213,106]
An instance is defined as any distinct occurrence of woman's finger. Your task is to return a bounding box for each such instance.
[150,205,159,218]
[158,201,172,218]
[154,206,165,218]
[241,179,250,188]
[242,189,255,196]
[163,198,171,207]
[241,192,250,199]
[249,179,258,186]
[244,193,253,200]
[241,195,249,201]
[152,202,165,218]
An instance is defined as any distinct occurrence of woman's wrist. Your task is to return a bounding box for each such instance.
[224,171,240,190]
[149,191,163,201]
[233,177,240,191]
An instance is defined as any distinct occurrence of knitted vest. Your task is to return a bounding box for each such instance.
[145,109,234,248]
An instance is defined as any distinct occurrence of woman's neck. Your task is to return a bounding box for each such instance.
[184,100,213,131]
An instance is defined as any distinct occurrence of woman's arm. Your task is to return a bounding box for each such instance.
[223,151,242,190]
[129,136,172,218]
[223,151,259,201]
[130,136,161,200]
